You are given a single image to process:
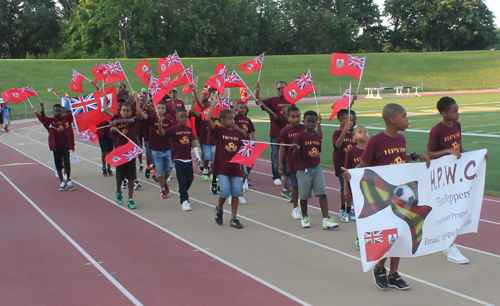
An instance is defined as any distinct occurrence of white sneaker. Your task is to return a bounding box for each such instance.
[273,178,281,186]
[292,207,301,220]
[323,216,339,229]
[443,245,469,264]
[301,215,310,228]
[59,181,67,191]
[340,209,349,223]
[242,179,249,191]
[181,200,191,211]
[167,176,172,183]
[67,180,75,191]
[239,196,247,204]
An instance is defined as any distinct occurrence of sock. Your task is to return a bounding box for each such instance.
[346,206,351,213]
[341,205,346,211]
[146,164,151,170]
[153,169,156,176]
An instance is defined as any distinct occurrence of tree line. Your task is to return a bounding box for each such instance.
[0,0,498,59]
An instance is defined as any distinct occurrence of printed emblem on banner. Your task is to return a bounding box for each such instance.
[308,147,319,157]
[247,63,253,69]
[180,136,189,144]
[163,81,169,87]
[161,64,166,72]
[225,142,237,152]
[215,78,221,87]
[336,59,344,68]
[13,93,19,98]
[142,65,148,72]
[289,89,298,99]
[112,156,121,163]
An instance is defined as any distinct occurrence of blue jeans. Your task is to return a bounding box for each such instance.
[270,137,281,180]
[152,150,172,177]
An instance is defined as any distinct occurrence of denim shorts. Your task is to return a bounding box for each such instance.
[152,150,172,176]
[296,165,327,200]
[218,174,243,198]
[201,144,216,162]
[289,171,298,188]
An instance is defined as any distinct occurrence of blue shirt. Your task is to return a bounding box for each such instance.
[2,107,10,119]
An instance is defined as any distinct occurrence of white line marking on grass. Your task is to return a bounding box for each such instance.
[0,171,144,306]
[4,131,498,306]
[5,131,311,306]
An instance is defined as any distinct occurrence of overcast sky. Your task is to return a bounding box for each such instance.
[373,0,500,27]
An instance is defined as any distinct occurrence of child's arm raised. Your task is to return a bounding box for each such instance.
[157,117,165,136]
[205,93,219,131]
[317,114,323,139]
[135,97,148,120]
[334,121,353,148]
[255,98,277,120]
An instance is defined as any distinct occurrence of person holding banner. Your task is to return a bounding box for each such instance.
[342,103,430,291]
[32,102,75,191]
[426,96,489,264]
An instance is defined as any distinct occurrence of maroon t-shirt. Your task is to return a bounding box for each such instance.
[164,125,196,160]
[97,120,112,138]
[427,121,463,153]
[113,119,137,149]
[146,113,175,151]
[261,96,292,139]
[234,114,255,136]
[165,98,185,119]
[211,125,243,177]
[279,124,305,173]
[345,146,364,169]
[205,115,220,146]
[361,132,407,166]
[332,129,355,175]
[293,131,322,170]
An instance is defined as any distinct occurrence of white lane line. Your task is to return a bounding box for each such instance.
[15,129,499,306]
[2,132,311,306]
[0,170,143,306]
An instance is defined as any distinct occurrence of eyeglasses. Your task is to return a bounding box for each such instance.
[277,87,285,90]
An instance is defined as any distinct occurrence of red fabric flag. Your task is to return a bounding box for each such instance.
[328,86,351,121]
[70,70,85,93]
[224,70,245,88]
[69,86,117,132]
[134,59,152,86]
[171,65,193,87]
[150,77,173,105]
[283,71,315,104]
[238,53,264,74]
[229,140,268,167]
[186,116,197,139]
[158,52,184,79]
[19,87,38,99]
[331,53,365,80]
[206,74,225,95]
[79,124,99,142]
[364,228,398,262]
[201,98,230,120]
[105,140,144,167]
[181,77,198,98]
[91,64,107,85]
[103,61,126,84]
[1,88,25,103]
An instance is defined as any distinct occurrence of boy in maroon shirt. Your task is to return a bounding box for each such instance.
[33,102,76,191]
[342,103,430,291]
[233,101,255,203]
[165,88,185,121]
[164,108,201,211]
[426,96,489,264]
[206,94,246,229]
[135,99,175,199]
[292,111,338,230]
[279,106,305,220]
[332,109,356,223]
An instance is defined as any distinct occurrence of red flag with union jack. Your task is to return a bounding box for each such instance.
[149,76,173,105]
[331,53,365,80]
[364,229,398,262]
[224,70,245,88]
[70,70,85,93]
[283,71,315,104]
[103,61,126,84]
[1,88,24,103]
[238,53,264,75]
[18,87,38,99]
[171,65,193,87]
[328,85,351,121]
[158,52,184,79]
[91,63,107,85]
[134,59,152,86]
[181,77,198,98]
[229,140,268,167]
[70,86,117,132]
[106,140,144,167]
[201,97,230,120]
[79,124,99,142]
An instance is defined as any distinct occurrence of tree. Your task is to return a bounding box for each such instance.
[385,0,498,52]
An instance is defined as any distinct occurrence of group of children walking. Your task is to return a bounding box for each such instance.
[31,82,484,291]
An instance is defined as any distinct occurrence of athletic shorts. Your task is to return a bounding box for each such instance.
[53,147,70,171]
[99,136,114,153]
[296,164,327,200]
[116,160,136,182]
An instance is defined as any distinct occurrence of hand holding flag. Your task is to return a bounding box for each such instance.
[328,86,351,121]
[105,140,143,167]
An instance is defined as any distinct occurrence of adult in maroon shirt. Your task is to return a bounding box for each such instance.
[256,81,292,185]
[33,102,75,191]
[165,88,185,120]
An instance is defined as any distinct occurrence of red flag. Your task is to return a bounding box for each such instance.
[69,86,117,132]
[364,228,398,262]
[238,54,264,74]
[171,65,193,87]
[331,53,365,80]
[2,88,26,103]
[201,98,230,120]
[283,71,315,104]
[181,77,198,98]
[105,140,144,167]
[149,77,173,105]
[206,74,225,95]
[328,86,351,121]
[134,59,152,86]
[229,140,268,167]
[224,70,245,88]
[19,87,38,99]
[186,116,197,139]
[91,64,107,85]
[103,61,126,84]
[158,52,184,79]
[79,124,99,142]
[70,70,85,93]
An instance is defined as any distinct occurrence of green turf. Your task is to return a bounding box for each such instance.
[2,50,500,119]
[247,93,500,195]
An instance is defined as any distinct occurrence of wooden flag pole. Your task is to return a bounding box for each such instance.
[355,57,366,94]
[257,51,265,83]
[348,83,352,125]
[27,97,34,109]
[309,69,320,115]
[118,61,134,94]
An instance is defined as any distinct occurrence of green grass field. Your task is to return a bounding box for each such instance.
[2,50,500,119]
[246,93,500,196]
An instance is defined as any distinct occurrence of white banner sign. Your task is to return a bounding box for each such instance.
[349,149,487,272]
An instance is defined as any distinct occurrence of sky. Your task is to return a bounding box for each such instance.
[373,0,500,27]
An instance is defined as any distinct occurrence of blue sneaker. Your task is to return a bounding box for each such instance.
[115,189,123,205]
[127,199,136,209]
[281,189,292,200]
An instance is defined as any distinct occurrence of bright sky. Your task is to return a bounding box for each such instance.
[373,0,500,27]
